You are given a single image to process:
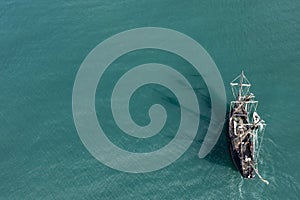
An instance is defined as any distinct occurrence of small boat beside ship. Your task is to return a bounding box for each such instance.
[228,71,269,184]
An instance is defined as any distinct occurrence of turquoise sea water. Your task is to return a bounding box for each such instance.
[1,0,300,199]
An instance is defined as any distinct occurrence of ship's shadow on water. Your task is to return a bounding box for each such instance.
[153,83,236,170]
[203,112,236,170]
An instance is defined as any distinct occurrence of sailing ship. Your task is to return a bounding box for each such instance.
[228,71,269,184]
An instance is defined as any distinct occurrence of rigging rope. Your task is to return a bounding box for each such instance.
[251,163,269,185]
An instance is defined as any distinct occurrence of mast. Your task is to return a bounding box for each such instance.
[238,70,244,101]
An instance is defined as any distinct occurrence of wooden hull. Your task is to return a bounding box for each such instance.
[228,110,255,179]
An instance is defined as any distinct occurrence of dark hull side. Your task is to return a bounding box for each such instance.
[228,136,244,176]
[228,111,255,179]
